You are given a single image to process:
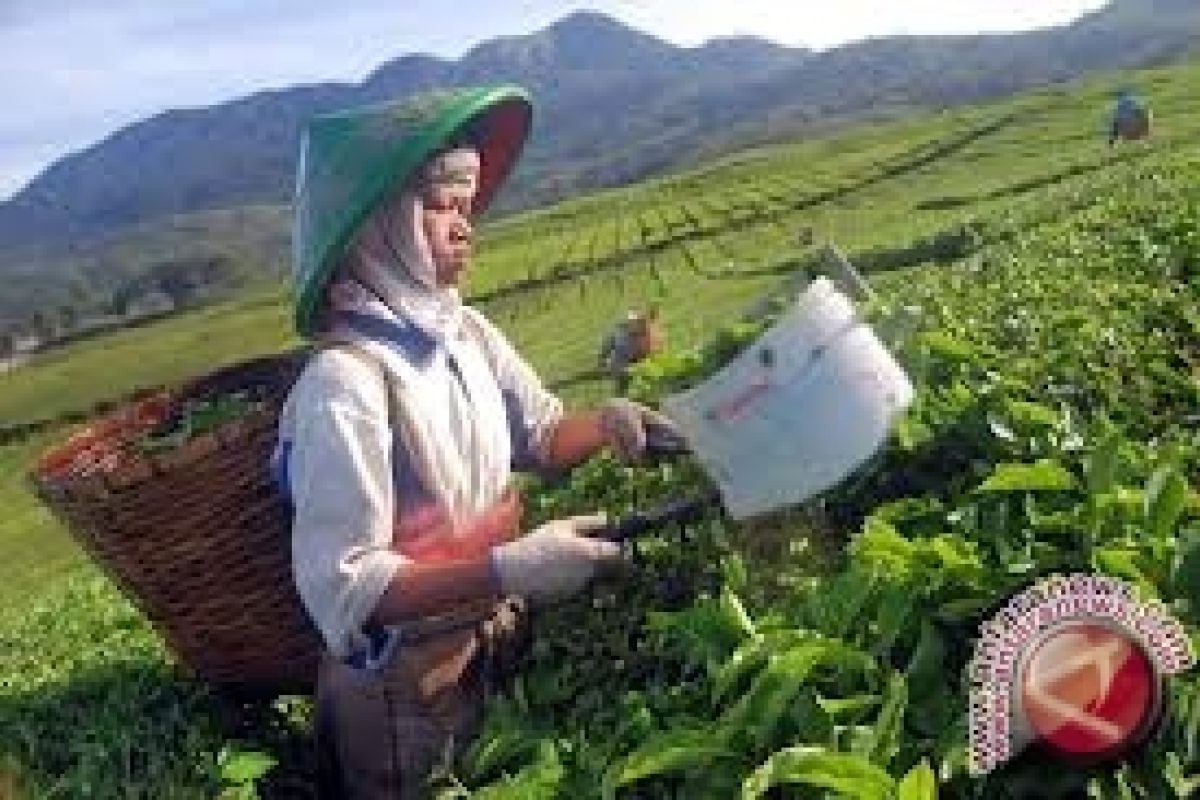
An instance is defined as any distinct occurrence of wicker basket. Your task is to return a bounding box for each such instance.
[30,349,323,695]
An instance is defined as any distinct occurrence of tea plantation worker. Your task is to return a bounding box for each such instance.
[599,306,665,393]
[276,86,680,798]
[1109,89,1151,146]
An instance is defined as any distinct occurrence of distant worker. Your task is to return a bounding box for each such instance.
[599,307,666,392]
[1109,89,1151,146]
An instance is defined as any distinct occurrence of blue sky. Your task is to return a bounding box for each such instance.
[1,0,1107,200]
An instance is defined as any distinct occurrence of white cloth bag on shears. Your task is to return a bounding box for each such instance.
[662,278,915,520]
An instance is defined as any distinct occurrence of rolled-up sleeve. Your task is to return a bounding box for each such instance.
[284,349,409,659]
[465,308,564,470]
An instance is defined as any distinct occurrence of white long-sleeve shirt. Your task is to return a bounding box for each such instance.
[276,306,563,660]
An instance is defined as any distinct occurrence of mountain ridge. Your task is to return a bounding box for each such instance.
[1,1,1197,257]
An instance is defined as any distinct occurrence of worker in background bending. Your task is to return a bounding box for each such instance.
[599,306,665,393]
[1109,89,1151,146]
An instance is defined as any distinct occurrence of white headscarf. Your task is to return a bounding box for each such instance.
[315,146,516,522]
[330,147,482,342]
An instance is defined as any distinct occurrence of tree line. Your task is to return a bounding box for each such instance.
[0,254,250,360]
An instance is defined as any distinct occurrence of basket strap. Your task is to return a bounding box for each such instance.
[320,342,437,510]
[322,343,401,429]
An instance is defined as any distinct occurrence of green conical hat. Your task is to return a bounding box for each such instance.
[291,85,533,336]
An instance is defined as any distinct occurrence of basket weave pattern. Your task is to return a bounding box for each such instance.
[30,350,322,694]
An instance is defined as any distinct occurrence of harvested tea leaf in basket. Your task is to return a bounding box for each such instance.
[134,391,266,454]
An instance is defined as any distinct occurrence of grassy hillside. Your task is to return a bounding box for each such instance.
[0,205,290,328]
[0,57,1198,798]
[4,62,1197,426]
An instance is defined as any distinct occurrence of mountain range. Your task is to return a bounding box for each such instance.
[0,0,1197,324]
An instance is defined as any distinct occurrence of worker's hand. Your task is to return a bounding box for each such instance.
[393,488,523,561]
[599,398,681,464]
[489,514,622,602]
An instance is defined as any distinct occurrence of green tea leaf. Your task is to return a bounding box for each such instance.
[475,741,563,800]
[1087,429,1121,496]
[721,588,758,639]
[601,728,737,799]
[741,746,895,799]
[722,640,873,750]
[816,694,881,722]
[898,760,937,799]
[1164,751,1200,798]
[864,673,907,767]
[1093,548,1157,597]
[978,461,1075,492]
[852,516,916,579]
[1171,531,1200,605]
[921,332,976,362]
[647,593,754,675]
[906,623,952,736]
[1146,467,1188,540]
[217,748,276,787]
[1004,399,1059,428]
[713,639,769,707]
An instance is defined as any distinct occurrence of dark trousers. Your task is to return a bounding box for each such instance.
[315,598,528,799]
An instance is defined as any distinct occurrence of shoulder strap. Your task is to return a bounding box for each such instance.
[337,310,437,363]
[319,342,446,511]
[456,306,501,375]
[320,342,400,427]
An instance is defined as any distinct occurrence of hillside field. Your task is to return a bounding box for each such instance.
[1,59,1199,798]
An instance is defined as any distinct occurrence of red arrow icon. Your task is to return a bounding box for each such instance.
[1019,622,1157,759]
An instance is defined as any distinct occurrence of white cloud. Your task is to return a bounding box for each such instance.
[0,0,1109,200]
